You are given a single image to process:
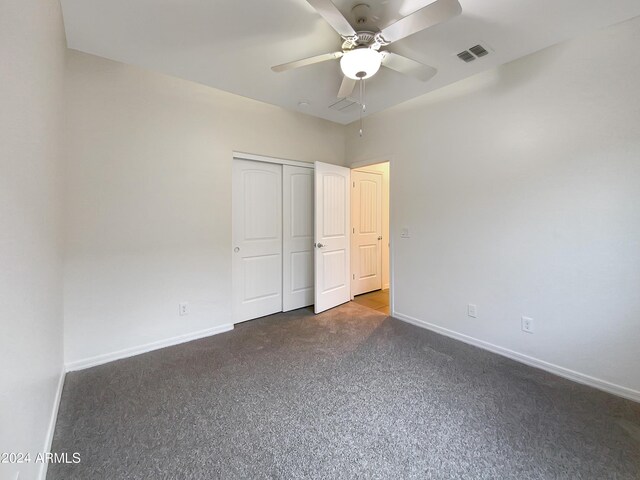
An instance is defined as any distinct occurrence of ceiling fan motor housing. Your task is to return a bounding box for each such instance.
[343,30,377,48]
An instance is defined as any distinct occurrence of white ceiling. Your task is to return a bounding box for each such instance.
[60,0,640,125]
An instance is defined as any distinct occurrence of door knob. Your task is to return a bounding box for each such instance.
[234,247,240,253]
[378,236,383,240]
[315,243,325,248]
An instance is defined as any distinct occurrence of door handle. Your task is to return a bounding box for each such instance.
[378,236,382,241]
[315,243,325,248]
[234,247,240,253]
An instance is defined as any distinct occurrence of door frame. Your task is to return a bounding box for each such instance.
[350,157,394,316]
[233,151,314,169]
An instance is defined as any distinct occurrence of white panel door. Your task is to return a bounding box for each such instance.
[351,170,383,296]
[314,161,350,314]
[232,159,282,323]
[283,165,314,311]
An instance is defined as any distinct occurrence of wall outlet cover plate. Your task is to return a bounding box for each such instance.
[522,316,534,333]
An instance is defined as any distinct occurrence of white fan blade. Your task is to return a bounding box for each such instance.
[338,76,356,98]
[382,52,437,82]
[379,0,461,44]
[307,0,357,38]
[272,51,343,72]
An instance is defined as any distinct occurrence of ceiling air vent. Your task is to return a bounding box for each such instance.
[469,44,489,57]
[329,98,359,112]
[457,44,491,63]
[457,50,475,63]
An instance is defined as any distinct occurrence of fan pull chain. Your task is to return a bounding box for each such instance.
[359,78,366,137]
[359,79,363,136]
[362,78,366,113]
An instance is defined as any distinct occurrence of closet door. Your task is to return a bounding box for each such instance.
[283,165,314,311]
[232,160,282,323]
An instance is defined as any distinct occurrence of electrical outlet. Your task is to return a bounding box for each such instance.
[467,304,477,318]
[521,316,534,333]
[179,302,189,316]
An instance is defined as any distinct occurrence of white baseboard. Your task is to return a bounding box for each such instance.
[393,311,640,404]
[39,367,66,480]
[65,324,234,372]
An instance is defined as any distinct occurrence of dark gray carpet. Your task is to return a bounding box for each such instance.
[49,303,640,479]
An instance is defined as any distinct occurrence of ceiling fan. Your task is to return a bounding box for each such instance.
[271,0,462,99]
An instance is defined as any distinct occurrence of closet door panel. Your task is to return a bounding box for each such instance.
[283,165,314,311]
[232,160,283,323]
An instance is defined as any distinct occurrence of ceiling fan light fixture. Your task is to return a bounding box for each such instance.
[340,48,382,80]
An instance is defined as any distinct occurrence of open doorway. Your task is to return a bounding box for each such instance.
[350,162,390,315]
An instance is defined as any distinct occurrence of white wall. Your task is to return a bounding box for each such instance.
[347,17,640,397]
[0,1,66,479]
[63,51,347,366]
[353,162,390,290]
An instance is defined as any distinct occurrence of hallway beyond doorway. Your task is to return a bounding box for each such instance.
[352,289,390,315]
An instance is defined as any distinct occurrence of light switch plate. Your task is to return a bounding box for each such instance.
[468,304,477,318]
[400,228,410,238]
